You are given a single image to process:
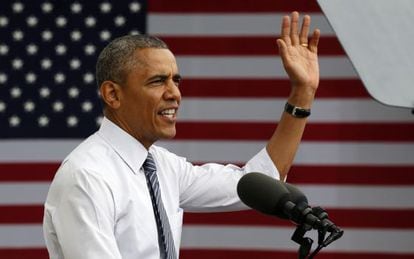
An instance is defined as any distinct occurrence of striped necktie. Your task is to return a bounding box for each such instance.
[143,153,177,259]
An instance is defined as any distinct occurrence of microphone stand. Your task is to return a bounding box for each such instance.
[290,207,344,258]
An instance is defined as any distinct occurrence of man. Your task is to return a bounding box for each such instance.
[43,12,320,259]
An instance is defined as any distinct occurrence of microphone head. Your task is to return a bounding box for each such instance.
[237,172,291,218]
[283,182,308,205]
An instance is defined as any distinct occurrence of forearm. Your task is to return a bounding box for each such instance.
[266,88,315,180]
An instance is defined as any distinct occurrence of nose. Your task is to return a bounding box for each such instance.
[164,80,181,103]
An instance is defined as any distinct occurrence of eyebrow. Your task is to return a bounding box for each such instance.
[145,73,182,83]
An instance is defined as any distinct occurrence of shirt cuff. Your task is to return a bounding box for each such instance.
[244,147,280,180]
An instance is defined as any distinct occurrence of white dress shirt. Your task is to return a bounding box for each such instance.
[43,117,280,259]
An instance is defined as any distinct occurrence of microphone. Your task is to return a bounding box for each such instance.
[237,172,322,229]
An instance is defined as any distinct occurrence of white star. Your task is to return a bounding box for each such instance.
[12,58,23,70]
[0,101,6,112]
[81,101,93,112]
[56,16,67,27]
[9,115,21,127]
[54,73,66,84]
[96,116,103,126]
[129,2,141,13]
[69,58,81,69]
[114,16,126,27]
[26,44,38,55]
[0,16,9,27]
[129,30,140,36]
[52,101,64,112]
[83,73,94,84]
[0,44,9,55]
[55,44,67,55]
[41,2,53,13]
[100,30,111,41]
[41,30,53,41]
[71,2,82,13]
[68,87,79,98]
[39,87,51,98]
[25,72,37,84]
[38,115,49,127]
[24,100,36,112]
[26,16,38,27]
[71,30,82,41]
[84,44,96,55]
[0,73,7,83]
[100,2,112,13]
[41,58,52,70]
[12,30,24,41]
[10,87,22,98]
[85,16,96,27]
[67,116,78,127]
[12,2,24,13]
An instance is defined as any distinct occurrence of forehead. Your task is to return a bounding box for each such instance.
[133,48,178,75]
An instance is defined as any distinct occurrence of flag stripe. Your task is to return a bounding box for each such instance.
[1,183,413,209]
[176,56,356,78]
[160,36,345,56]
[179,79,370,98]
[148,0,322,13]
[2,164,414,186]
[148,14,336,36]
[175,122,414,141]
[1,205,414,229]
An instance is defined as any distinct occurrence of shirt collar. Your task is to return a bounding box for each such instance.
[97,117,148,175]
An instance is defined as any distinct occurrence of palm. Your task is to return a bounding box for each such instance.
[278,12,320,91]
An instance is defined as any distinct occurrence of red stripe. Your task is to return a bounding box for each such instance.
[161,36,345,56]
[288,165,414,185]
[149,0,322,13]
[184,209,414,229]
[0,249,412,259]
[2,205,414,229]
[0,163,58,181]
[181,250,414,259]
[0,249,48,259]
[1,164,414,185]
[175,122,414,142]
[179,79,369,98]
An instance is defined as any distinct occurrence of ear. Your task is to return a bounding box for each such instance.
[100,81,122,109]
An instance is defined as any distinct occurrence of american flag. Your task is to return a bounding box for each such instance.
[1,0,414,258]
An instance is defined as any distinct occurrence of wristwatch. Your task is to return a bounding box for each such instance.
[284,102,311,118]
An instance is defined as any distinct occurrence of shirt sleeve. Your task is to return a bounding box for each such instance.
[44,164,121,259]
[170,147,280,212]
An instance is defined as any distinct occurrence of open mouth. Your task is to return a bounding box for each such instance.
[158,108,177,119]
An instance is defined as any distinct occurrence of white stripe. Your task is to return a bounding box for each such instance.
[0,224,44,247]
[179,98,414,122]
[158,141,414,166]
[176,56,357,78]
[181,226,414,253]
[1,140,413,165]
[2,224,414,253]
[1,182,413,209]
[148,14,336,36]
[0,183,49,205]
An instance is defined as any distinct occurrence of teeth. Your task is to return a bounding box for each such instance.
[160,109,176,118]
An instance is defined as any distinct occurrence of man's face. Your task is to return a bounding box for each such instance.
[116,48,181,148]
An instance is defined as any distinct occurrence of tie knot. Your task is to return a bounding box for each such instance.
[143,153,157,173]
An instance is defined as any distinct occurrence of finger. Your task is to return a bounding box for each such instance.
[277,39,290,64]
[290,11,300,46]
[280,15,291,46]
[299,15,311,46]
[309,29,320,53]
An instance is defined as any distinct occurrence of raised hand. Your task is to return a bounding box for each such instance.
[277,12,320,93]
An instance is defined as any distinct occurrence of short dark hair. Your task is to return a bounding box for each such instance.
[95,34,168,88]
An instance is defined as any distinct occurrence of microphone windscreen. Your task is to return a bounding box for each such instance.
[283,182,308,205]
[237,172,290,218]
